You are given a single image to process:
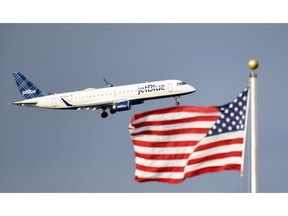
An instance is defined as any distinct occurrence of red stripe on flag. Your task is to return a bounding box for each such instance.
[136,164,184,173]
[131,116,219,128]
[135,152,190,160]
[195,138,244,151]
[135,176,184,184]
[185,164,241,179]
[131,128,210,136]
[132,140,199,147]
[187,151,243,165]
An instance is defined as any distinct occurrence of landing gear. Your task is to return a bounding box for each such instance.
[110,109,116,114]
[174,96,180,106]
[101,111,108,118]
[100,108,116,118]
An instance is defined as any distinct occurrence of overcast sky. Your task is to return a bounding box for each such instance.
[0,24,288,192]
[1,24,287,194]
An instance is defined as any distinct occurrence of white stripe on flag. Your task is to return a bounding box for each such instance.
[190,144,244,160]
[131,133,206,142]
[133,111,220,124]
[197,131,245,145]
[135,157,187,167]
[134,145,196,155]
[135,170,184,180]
[131,121,216,134]
[184,157,243,173]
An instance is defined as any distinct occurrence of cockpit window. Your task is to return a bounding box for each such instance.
[177,81,187,86]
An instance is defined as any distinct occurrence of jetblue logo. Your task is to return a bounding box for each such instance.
[117,104,127,108]
[22,89,36,95]
[138,84,165,95]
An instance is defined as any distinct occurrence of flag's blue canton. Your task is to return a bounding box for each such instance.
[207,88,249,136]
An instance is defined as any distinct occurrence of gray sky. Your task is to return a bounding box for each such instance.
[1,24,288,194]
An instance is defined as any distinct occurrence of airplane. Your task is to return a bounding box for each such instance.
[11,72,196,118]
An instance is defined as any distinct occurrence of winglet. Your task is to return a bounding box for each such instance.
[103,78,114,87]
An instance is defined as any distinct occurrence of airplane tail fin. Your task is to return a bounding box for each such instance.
[12,72,49,99]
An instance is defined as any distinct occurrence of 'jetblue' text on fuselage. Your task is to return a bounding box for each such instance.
[138,84,165,95]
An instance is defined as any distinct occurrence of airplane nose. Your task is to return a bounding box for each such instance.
[188,84,196,93]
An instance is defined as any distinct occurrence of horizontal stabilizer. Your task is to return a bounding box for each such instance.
[13,101,38,107]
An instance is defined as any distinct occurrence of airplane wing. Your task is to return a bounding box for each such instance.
[76,100,115,111]
[61,97,119,111]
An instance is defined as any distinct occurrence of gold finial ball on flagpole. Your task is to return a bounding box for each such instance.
[248,59,259,70]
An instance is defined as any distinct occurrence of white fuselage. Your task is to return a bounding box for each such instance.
[14,79,196,111]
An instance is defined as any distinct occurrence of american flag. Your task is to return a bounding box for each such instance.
[128,88,249,184]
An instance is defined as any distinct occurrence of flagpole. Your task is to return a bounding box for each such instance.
[248,59,259,193]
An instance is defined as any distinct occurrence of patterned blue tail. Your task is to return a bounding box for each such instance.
[12,72,49,99]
